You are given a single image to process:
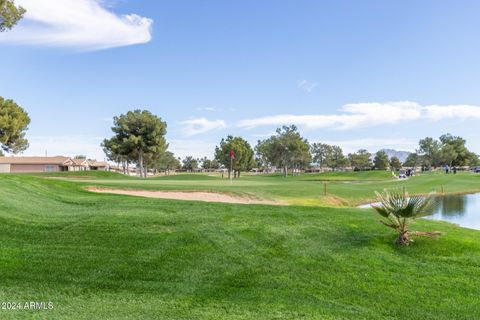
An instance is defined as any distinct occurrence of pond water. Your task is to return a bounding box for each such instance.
[360,193,480,230]
[425,194,480,230]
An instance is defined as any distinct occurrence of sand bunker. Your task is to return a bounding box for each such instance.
[86,187,286,206]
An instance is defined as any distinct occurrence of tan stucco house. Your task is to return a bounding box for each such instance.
[69,158,90,171]
[88,160,108,170]
[0,156,74,173]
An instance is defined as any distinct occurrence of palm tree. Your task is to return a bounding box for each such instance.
[372,189,440,246]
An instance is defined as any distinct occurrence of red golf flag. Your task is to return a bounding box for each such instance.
[229,150,235,159]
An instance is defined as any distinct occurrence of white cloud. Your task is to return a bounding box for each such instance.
[424,105,480,121]
[297,80,318,93]
[237,101,480,130]
[179,118,227,136]
[0,0,153,50]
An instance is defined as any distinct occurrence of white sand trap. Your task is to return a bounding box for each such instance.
[86,187,286,206]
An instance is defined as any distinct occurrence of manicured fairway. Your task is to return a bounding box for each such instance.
[53,170,480,206]
[1,173,480,319]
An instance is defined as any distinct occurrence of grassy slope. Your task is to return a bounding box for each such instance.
[55,171,480,206]
[1,174,480,319]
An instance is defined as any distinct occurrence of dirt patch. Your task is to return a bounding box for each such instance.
[86,187,287,206]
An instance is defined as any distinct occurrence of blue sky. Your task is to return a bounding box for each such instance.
[1,0,480,160]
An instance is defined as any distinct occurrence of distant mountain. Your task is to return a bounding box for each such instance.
[379,149,412,163]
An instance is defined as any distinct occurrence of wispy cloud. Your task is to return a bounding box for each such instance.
[237,101,480,130]
[424,105,480,121]
[297,80,318,93]
[180,118,227,136]
[0,0,153,50]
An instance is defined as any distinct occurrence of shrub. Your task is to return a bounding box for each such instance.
[373,189,440,246]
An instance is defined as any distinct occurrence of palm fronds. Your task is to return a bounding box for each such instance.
[373,190,436,219]
[372,189,440,245]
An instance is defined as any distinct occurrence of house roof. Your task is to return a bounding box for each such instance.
[72,158,88,166]
[88,160,108,167]
[0,156,72,165]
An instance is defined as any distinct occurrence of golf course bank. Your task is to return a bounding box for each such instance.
[0,171,479,319]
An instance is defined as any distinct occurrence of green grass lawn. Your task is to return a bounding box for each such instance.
[51,170,480,206]
[0,173,480,319]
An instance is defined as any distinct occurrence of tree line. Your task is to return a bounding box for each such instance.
[101,110,480,178]
[207,129,479,178]
[1,101,478,178]
[205,127,477,178]
[403,134,479,169]
[180,156,221,172]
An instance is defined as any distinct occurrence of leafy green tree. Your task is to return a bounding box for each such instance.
[374,150,390,170]
[439,144,457,166]
[152,151,180,174]
[201,157,211,170]
[311,143,348,171]
[255,126,311,177]
[0,149,4,156]
[439,134,476,167]
[389,156,402,171]
[0,97,30,154]
[104,110,167,178]
[469,154,480,167]
[102,135,134,175]
[373,189,440,246]
[215,136,255,178]
[403,153,419,168]
[182,156,198,171]
[415,134,477,169]
[330,145,349,170]
[254,138,275,171]
[201,158,220,170]
[0,0,25,32]
[311,143,333,169]
[418,137,442,168]
[348,149,372,171]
